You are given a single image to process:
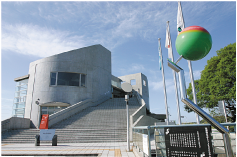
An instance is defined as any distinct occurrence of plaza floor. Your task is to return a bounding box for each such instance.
[1,142,136,157]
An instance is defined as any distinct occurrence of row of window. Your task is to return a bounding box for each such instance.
[41,106,67,115]
[12,108,25,117]
[50,72,86,87]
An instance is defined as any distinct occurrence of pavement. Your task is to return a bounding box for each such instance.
[1,142,136,157]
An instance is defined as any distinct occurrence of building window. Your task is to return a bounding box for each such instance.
[81,74,86,87]
[50,72,86,87]
[57,72,80,86]
[50,72,57,85]
[130,79,136,85]
[41,106,67,116]
[143,80,146,86]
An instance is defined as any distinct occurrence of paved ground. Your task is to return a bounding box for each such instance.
[1,142,136,157]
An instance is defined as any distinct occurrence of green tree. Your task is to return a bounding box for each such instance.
[185,43,236,122]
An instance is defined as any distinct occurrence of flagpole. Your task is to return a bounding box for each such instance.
[166,21,182,125]
[188,60,200,124]
[178,1,200,124]
[158,38,169,125]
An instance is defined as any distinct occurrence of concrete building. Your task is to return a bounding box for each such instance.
[11,44,155,129]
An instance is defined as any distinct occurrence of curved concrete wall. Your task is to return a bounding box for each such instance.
[24,44,111,127]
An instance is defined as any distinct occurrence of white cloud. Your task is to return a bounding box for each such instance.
[149,80,163,91]
[119,64,145,75]
[1,2,235,57]
[185,70,201,83]
[2,2,176,57]
[149,78,174,93]
[2,24,87,57]
[193,70,201,80]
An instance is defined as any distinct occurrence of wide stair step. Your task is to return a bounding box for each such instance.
[2,97,141,143]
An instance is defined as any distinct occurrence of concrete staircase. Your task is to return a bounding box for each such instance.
[2,97,141,143]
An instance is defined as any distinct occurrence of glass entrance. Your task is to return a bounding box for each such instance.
[41,106,67,115]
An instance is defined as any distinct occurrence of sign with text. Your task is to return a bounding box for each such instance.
[40,129,55,141]
[143,134,149,155]
[164,126,213,157]
[39,114,49,129]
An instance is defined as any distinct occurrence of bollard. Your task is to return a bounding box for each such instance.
[35,135,40,146]
[52,135,57,146]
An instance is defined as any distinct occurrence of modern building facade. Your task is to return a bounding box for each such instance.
[12,44,150,128]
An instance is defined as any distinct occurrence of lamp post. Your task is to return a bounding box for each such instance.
[125,94,130,151]
[121,82,133,152]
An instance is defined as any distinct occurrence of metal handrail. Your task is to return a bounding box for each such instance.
[133,123,236,130]
[133,123,236,157]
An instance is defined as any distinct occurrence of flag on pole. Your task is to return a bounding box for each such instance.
[158,39,162,70]
[165,22,173,59]
[177,1,185,35]
[165,24,171,49]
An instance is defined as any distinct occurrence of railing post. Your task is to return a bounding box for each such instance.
[222,133,234,157]
[147,126,151,157]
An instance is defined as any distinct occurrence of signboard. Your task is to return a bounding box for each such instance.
[40,129,55,141]
[39,114,49,129]
[164,126,213,157]
[143,134,149,155]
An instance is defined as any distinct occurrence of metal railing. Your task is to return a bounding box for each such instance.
[49,94,111,128]
[133,123,236,157]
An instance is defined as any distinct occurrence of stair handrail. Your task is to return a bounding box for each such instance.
[49,95,111,128]
[134,90,146,106]
[130,91,147,124]
[48,99,92,127]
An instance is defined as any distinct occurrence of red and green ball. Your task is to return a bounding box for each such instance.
[175,26,212,61]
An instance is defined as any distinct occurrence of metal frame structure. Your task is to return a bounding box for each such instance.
[167,59,234,157]
[133,123,236,157]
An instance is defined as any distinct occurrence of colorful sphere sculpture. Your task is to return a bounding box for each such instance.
[175,26,212,61]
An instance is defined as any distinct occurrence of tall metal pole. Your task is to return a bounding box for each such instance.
[222,100,228,123]
[222,100,229,130]
[158,38,169,125]
[177,1,200,124]
[166,21,181,125]
[188,61,200,124]
[125,95,130,151]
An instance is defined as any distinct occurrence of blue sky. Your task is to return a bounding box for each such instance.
[1,1,236,123]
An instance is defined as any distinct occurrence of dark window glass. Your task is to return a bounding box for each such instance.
[50,72,57,85]
[81,74,86,87]
[48,110,54,115]
[42,111,48,114]
[57,72,80,86]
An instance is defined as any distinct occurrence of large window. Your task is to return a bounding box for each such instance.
[50,72,86,87]
[41,106,67,115]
